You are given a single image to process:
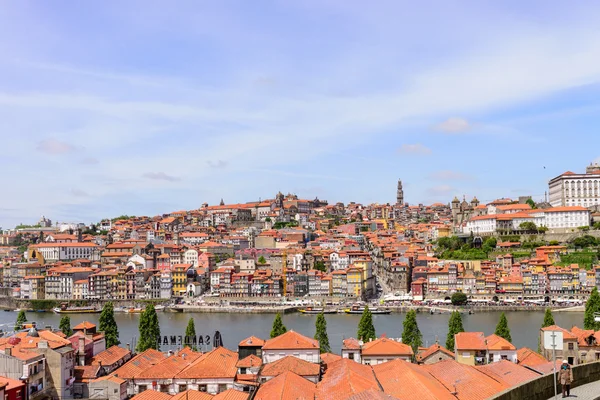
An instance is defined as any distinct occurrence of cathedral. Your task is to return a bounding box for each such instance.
[451,196,481,226]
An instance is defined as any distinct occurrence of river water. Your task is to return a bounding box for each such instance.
[0,310,585,354]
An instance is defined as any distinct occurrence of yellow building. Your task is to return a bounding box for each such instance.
[454,332,487,366]
[346,267,364,298]
[172,263,192,296]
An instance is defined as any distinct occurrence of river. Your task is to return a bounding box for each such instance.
[0,310,585,354]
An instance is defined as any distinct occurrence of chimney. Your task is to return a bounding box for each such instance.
[78,337,86,366]
[126,343,131,351]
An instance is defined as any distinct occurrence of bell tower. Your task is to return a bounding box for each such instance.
[396,179,404,205]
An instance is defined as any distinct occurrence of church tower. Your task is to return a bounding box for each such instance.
[396,180,404,205]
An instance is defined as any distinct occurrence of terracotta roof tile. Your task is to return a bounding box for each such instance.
[108,349,165,379]
[137,349,202,379]
[262,331,319,351]
[454,332,487,351]
[176,347,238,379]
[90,345,131,366]
[476,360,541,387]
[316,359,380,400]
[342,338,361,350]
[73,321,96,330]
[239,336,265,347]
[346,389,400,400]
[260,356,320,379]
[319,353,342,365]
[236,354,262,369]
[416,343,454,362]
[541,325,577,340]
[171,390,213,400]
[254,371,316,400]
[373,359,455,400]
[516,347,548,367]
[361,337,413,356]
[213,389,249,400]
[485,334,516,351]
[130,390,173,400]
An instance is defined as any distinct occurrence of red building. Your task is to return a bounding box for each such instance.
[0,376,26,400]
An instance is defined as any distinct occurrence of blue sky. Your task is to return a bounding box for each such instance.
[2,0,600,228]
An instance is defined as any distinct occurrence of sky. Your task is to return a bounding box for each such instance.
[2,1,600,229]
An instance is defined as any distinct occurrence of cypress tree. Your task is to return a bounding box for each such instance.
[494,312,512,343]
[15,310,27,331]
[137,304,161,352]
[542,308,555,328]
[270,313,287,338]
[314,312,331,353]
[357,306,376,341]
[185,318,196,349]
[401,309,422,355]
[446,311,464,351]
[584,287,600,330]
[99,302,120,347]
[59,315,73,337]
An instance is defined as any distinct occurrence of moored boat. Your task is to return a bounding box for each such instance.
[299,307,336,314]
[126,308,144,313]
[53,306,100,314]
[345,305,391,315]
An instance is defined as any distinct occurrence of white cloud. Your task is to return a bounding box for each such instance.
[434,117,472,133]
[70,188,89,197]
[427,185,455,196]
[397,143,432,155]
[207,160,228,169]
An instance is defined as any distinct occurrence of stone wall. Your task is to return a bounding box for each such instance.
[490,361,600,400]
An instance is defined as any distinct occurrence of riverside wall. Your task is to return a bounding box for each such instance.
[490,361,600,400]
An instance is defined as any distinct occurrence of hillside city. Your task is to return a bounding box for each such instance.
[1,164,600,400]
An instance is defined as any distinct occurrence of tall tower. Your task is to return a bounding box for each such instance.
[396,179,404,205]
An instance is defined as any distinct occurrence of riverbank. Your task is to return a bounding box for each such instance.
[170,305,298,314]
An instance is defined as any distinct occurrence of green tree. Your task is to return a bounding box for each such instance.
[401,310,422,356]
[137,304,161,352]
[314,261,327,272]
[451,292,468,306]
[526,198,537,209]
[184,318,196,349]
[446,311,464,351]
[258,256,266,264]
[357,306,376,341]
[494,312,512,342]
[314,312,331,353]
[584,287,600,330]
[15,310,27,331]
[519,221,538,231]
[542,308,555,328]
[99,302,120,347]
[59,316,73,337]
[270,313,287,338]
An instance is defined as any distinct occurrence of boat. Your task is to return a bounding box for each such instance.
[345,305,391,315]
[154,305,166,311]
[53,304,100,314]
[298,307,336,314]
[126,308,144,313]
[113,307,127,313]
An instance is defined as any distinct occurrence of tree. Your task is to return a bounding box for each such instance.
[494,312,512,342]
[314,312,331,353]
[519,221,538,231]
[526,198,537,209]
[401,310,422,356]
[542,308,555,328]
[15,310,27,331]
[446,311,464,351]
[584,287,600,330]
[99,302,120,347]
[314,261,327,273]
[59,316,73,337]
[357,306,376,341]
[184,318,196,349]
[137,304,161,352]
[451,292,468,306]
[257,256,266,264]
[270,313,287,338]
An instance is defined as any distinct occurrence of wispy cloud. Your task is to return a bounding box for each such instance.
[207,160,228,169]
[80,157,99,165]
[36,138,76,154]
[142,172,181,182]
[434,117,472,133]
[397,143,432,155]
[427,185,455,196]
[70,188,89,197]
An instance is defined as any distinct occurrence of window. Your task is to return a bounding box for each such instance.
[348,353,354,360]
[178,385,187,393]
[568,343,574,350]
[218,384,227,393]
[198,385,207,392]
[138,386,147,393]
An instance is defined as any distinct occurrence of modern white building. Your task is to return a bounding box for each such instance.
[33,243,98,262]
[549,163,600,207]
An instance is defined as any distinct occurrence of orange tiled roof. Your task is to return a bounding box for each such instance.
[424,359,507,400]
[485,334,516,351]
[262,331,319,351]
[361,337,413,356]
[73,321,96,330]
[108,348,165,379]
[130,390,172,400]
[171,390,213,400]
[90,345,131,366]
[176,346,238,379]
[213,389,250,400]
[236,354,262,369]
[540,325,577,340]
[373,359,455,400]
[516,347,548,367]
[476,360,540,387]
[316,359,380,400]
[254,371,316,400]
[320,352,342,365]
[454,332,487,351]
[416,343,454,362]
[260,356,320,378]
